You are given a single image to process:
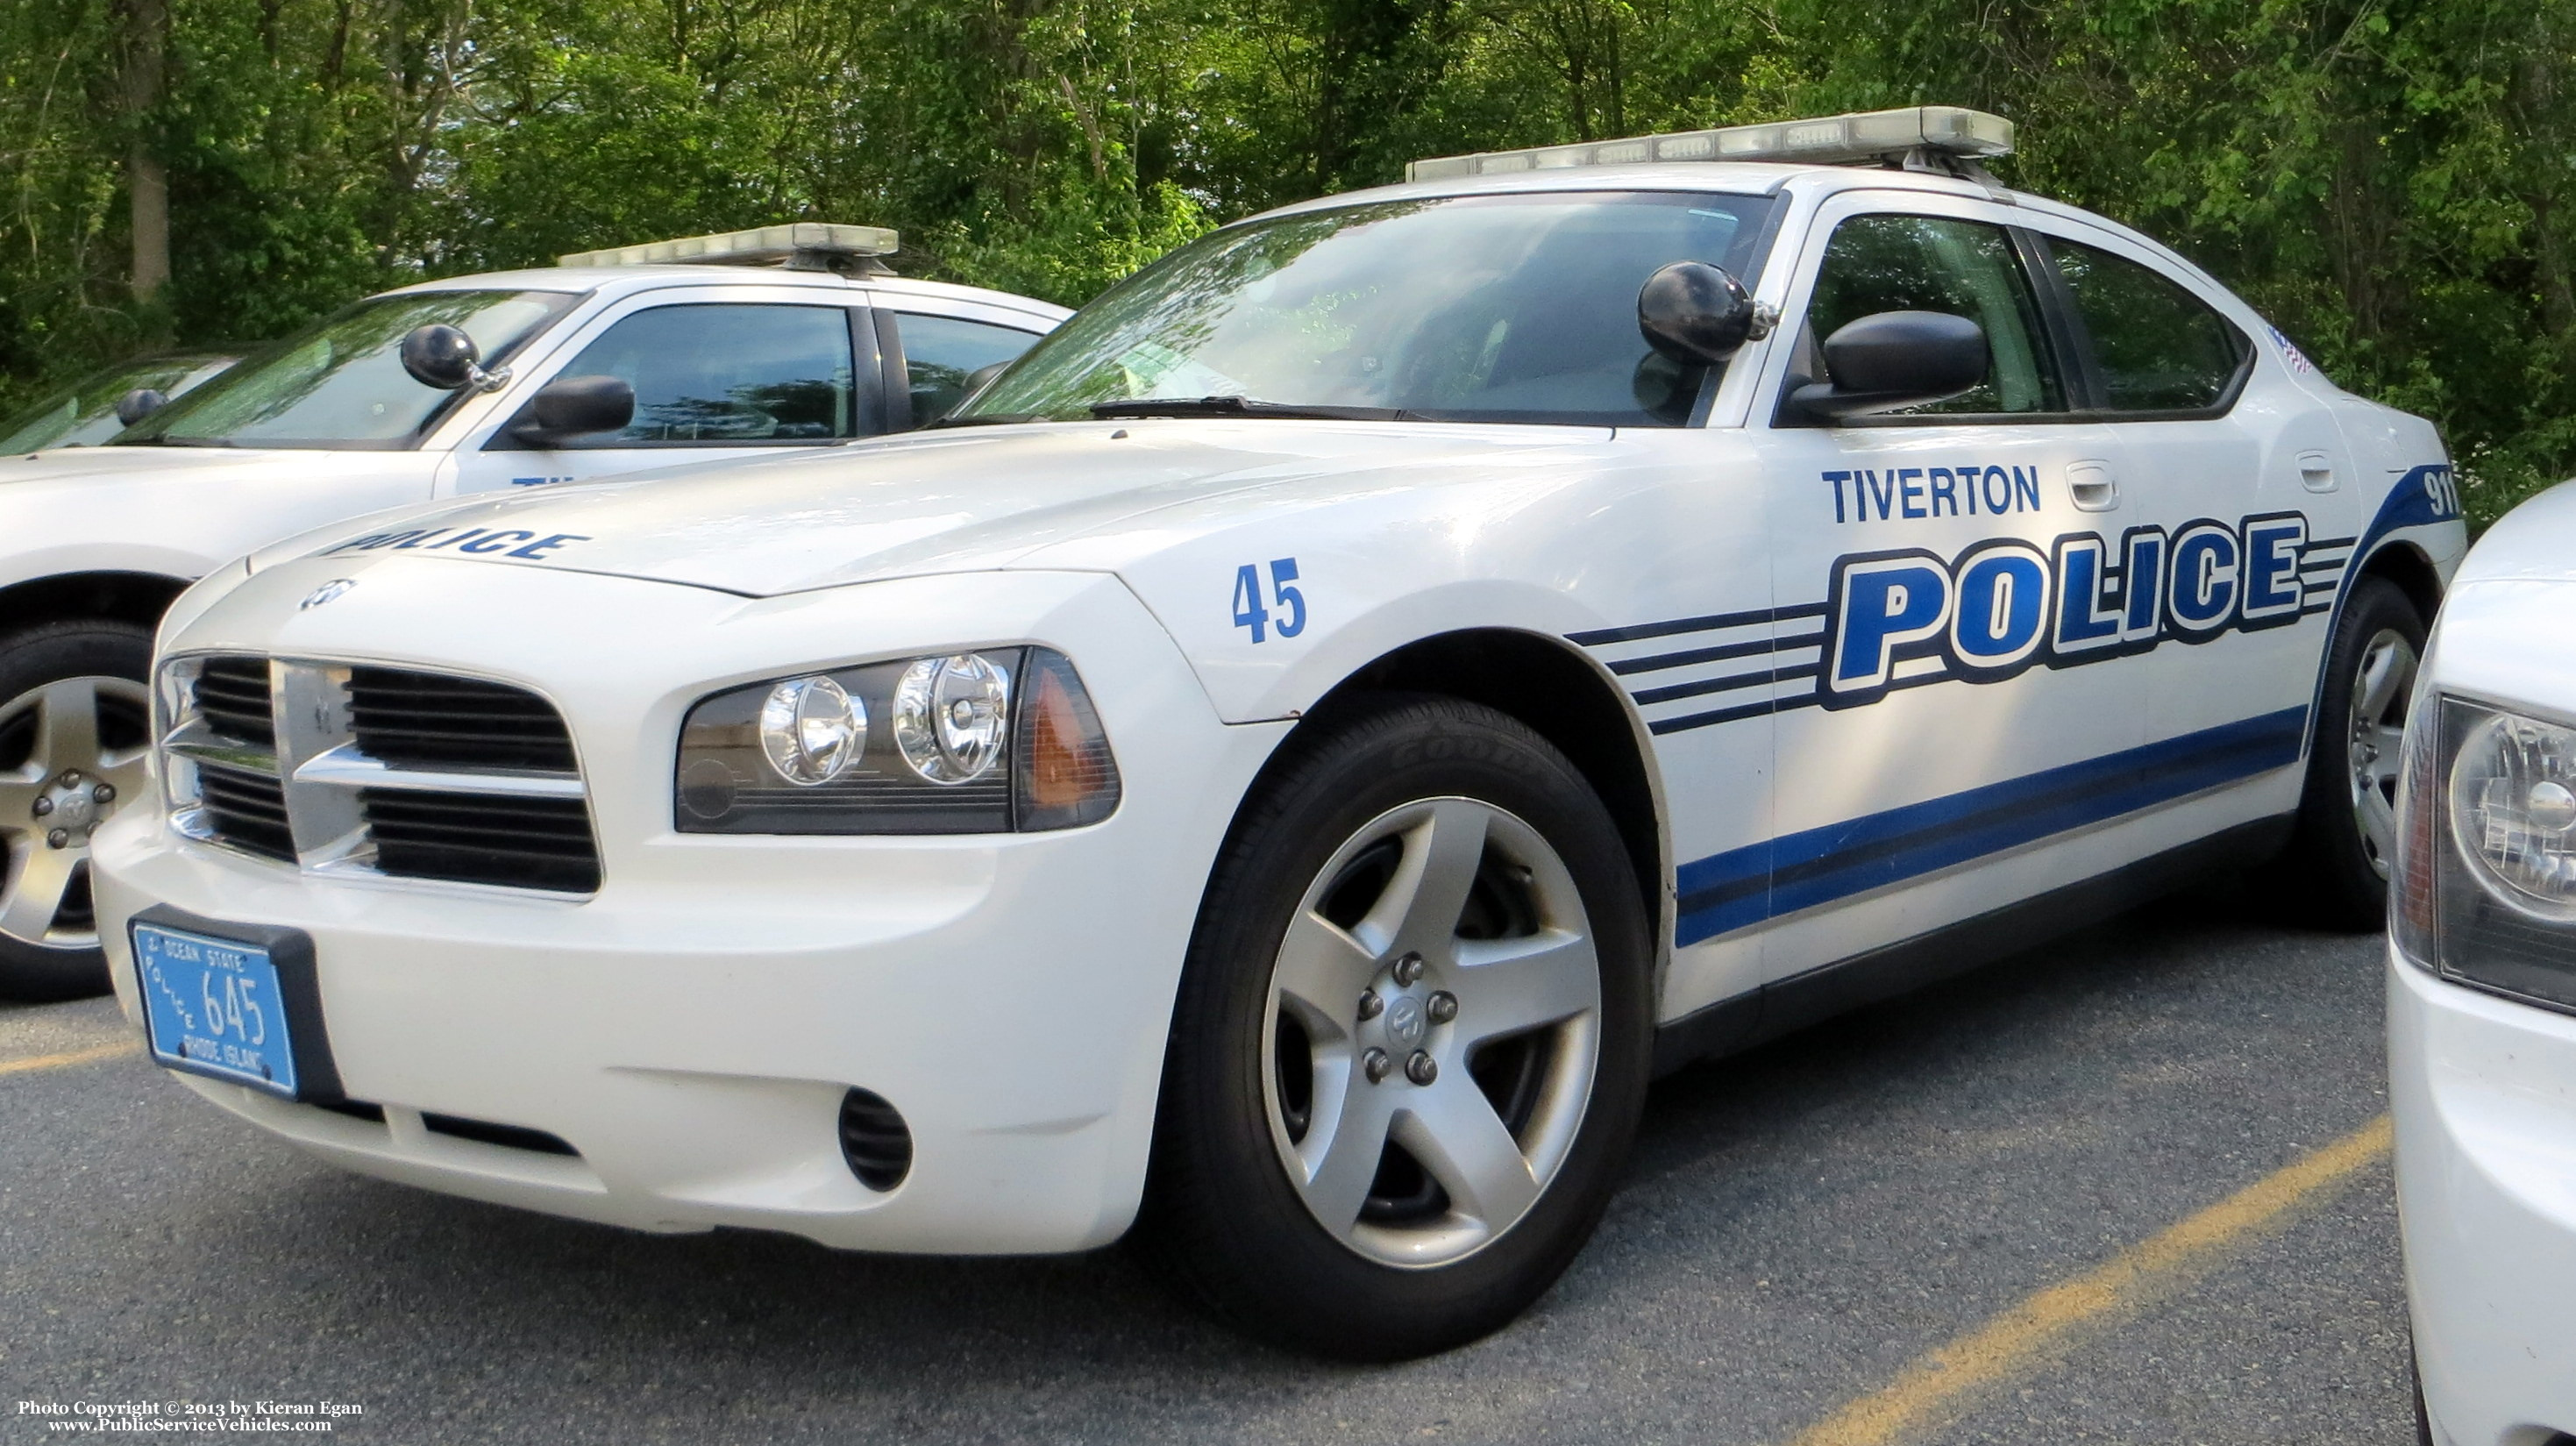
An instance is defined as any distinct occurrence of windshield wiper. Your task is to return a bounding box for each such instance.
[923,411,1042,430]
[110,435,235,447]
[1087,395,1411,423]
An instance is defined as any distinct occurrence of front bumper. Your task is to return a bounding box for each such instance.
[95,558,1284,1254]
[2390,951,2576,1445]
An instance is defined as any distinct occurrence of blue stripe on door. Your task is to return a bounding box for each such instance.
[1672,707,2310,945]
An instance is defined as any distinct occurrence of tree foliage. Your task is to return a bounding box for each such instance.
[3,0,2569,521]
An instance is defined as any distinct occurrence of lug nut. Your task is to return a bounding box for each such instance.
[1356,989,1383,1022]
[1405,1051,1438,1086]
[1391,951,1425,987]
[46,829,68,850]
[60,770,80,786]
[1363,1047,1391,1084]
[92,784,114,804]
[1427,991,1457,1024]
[31,796,52,817]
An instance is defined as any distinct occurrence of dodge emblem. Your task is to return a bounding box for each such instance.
[300,578,358,610]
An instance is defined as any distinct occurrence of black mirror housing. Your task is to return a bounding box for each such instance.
[1790,310,1987,420]
[401,324,483,390]
[509,374,635,446]
[1637,261,1760,366]
[113,388,169,426]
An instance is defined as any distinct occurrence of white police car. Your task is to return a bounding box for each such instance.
[0,224,1063,1001]
[91,108,2463,1358]
[2388,481,2576,1445]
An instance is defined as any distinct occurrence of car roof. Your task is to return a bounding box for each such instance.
[377,266,1071,324]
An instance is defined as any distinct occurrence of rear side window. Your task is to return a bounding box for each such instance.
[548,303,857,445]
[893,313,1042,426]
[1801,214,2065,417]
[2051,240,2247,412]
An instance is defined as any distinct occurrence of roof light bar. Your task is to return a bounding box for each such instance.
[558,223,900,270]
[1405,106,2013,182]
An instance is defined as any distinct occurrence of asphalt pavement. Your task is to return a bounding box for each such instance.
[3,881,2407,1444]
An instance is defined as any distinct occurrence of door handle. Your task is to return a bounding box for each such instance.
[2297,450,2338,492]
[2067,459,2118,512]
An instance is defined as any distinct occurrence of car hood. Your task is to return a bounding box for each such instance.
[2458,478,2576,585]
[292,421,1612,597]
[0,444,370,486]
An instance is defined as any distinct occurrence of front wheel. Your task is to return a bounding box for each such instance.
[1144,697,1653,1360]
[2273,577,2426,930]
[0,621,155,1001]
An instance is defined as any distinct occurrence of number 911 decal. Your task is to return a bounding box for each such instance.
[1821,512,2322,708]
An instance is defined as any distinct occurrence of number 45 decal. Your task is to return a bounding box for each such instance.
[1232,558,1306,643]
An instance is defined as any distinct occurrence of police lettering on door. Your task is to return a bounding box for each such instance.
[1820,511,2321,707]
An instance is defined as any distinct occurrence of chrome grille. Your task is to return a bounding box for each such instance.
[162,654,600,894]
[346,666,578,773]
[192,656,277,748]
[195,761,295,862]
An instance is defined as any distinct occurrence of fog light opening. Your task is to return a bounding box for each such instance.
[838,1086,914,1192]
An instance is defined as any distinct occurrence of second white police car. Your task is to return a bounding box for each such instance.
[0,224,1061,1001]
[93,108,2462,1358]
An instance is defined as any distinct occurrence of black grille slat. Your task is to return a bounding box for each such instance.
[197,762,295,862]
[193,656,276,748]
[345,666,578,773]
[361,789,599,893]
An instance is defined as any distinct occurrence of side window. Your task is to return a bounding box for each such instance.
[1798,214,2064,417]
[894,313,1042,425]
[2050,239,2248,412]
[546,303,855,445]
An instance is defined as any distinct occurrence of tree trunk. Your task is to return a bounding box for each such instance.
[118,0,170,302]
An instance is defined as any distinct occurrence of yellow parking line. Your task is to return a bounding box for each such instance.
[1786,1113,2395,1446]
[0,1038,141,1075]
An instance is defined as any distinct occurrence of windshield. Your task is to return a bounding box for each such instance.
[0,354,235,453]
[117,289,577,449]
[964,190,1776,428]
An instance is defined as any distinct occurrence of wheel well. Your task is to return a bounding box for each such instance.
[2355,541,2442,625]
[0,572,191,639]
[1306,629,1665,938]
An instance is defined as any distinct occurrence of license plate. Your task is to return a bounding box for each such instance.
[133,922,300,1097]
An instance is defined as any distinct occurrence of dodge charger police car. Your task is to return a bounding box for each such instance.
[91,108,2464,1358]
[2389,481,2576,1446]
[0,224,1063,1001]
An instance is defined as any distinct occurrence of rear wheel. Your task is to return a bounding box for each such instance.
[2271,578,2425,930]
[0,621,154,1001]
[1144,696,1652,1360]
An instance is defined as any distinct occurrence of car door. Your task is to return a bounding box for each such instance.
[2029,227,2331,824]
[1742,193,2147,994]
[447,291,874,495]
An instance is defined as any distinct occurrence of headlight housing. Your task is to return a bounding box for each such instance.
[674,646,1120,835]
[2393,693,2576,1013]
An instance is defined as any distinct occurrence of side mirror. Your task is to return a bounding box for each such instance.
[509,374,635,446]
[400,324,484,390]
[1790,310,1987,420]
[114,388,169,426]
[1638,261,1761,365]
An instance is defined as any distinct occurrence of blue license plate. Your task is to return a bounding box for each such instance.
[133,922,300,1098]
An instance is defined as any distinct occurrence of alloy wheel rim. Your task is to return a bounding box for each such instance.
[0,676,153,951]
[1259,797,1601,1268]
[2346,629,2416,880]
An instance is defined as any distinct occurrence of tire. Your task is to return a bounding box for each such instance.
[0,620,155,1001]
[2267,577,2427,930]
[1142,695,1654,1360]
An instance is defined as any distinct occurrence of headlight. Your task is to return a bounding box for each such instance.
[674,646,1121,835]
[2394,693,2576,1013]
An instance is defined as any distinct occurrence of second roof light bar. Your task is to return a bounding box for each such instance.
[1405,105,2014,182]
